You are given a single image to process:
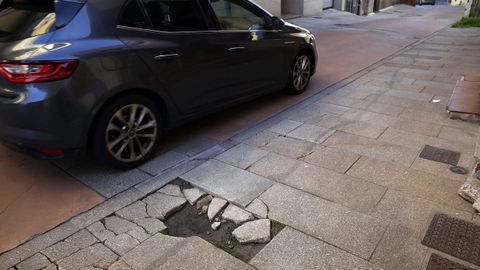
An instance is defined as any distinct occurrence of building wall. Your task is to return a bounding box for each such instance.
[253,0,323,16]
[304,0,324,15]
[254,0,282,16]
[378,0,398,9]
[282,0,304,15]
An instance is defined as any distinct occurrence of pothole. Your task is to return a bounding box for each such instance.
[161,180,285,262]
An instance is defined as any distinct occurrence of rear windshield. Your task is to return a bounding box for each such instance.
[0,0,56,42]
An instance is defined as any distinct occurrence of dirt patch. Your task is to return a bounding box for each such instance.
[164,203,284,262]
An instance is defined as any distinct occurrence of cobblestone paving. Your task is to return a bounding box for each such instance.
[2,7,480,270]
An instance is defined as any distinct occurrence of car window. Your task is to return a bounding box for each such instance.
[0,0,56,42]
[141,0,208,32]
[208,0,268,31]
[119,0,148,29]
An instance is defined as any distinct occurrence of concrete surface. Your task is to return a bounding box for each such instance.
[1,4,479,270]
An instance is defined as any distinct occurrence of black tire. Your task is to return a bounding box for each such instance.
[285,51,313,95]
[91,95,162,169]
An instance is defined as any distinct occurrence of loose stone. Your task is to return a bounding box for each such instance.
[246,199,268,218]
[211,222,221,231]
[208,198,228,221]
[183,187,207,205]
[221,204,254,225]
[143,193,187,220]
[158,184,183,197]
[232,219,271,244]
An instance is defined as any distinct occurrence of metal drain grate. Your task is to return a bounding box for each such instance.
[426,254,474,270]
[422,214,480,267]
[419,145,461,166]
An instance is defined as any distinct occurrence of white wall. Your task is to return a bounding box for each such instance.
[253,0,324,16]
[304,0,324,15]
[253,0,282,16]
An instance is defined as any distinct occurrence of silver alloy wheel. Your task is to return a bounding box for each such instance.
[293,55,311,91]
[105,104,157,163]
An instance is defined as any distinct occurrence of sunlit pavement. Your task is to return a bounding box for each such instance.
[0,3,469,263]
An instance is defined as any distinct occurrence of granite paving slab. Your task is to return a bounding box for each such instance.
[250,227,380,270]
[258,183,386,259]
[249,153,386,213]
[214,143,268,169]
[180,160,273,207]
[323,132,419,167]
[348,157,473,212]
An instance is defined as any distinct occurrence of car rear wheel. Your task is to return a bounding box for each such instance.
[286,52,312,95]
[91,95,162,169]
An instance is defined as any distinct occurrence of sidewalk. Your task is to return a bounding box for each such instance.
[2,6,480,270]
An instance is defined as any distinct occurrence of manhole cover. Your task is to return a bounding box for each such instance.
[426,254,474,270]
[419,145,461,166]
[422,214,480,266]
[450,166,469,175]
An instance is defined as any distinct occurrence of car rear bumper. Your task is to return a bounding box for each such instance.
[0,78,90,151]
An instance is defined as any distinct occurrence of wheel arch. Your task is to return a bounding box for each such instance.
[299,46,317,75]
[85,88,169,153]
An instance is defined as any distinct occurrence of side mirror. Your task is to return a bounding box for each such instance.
[271,16,285,30]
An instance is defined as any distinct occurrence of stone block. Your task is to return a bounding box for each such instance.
[259,183,386,259]
[215,144,268,169]
[250,227,380,270]
[180,160,273,207]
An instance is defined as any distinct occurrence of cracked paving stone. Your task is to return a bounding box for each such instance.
[246,199,268,218]
[57,243,118,270]
[221,204,254,225]
[108,260,133,270]
[42,241,79,262]
[116,201,149,221]
[135,218,167,234]
[65,230,98,249]
[43,263,57,270]
[208,197,228,221]
[182,187,207,205]
[105,234,140,256]
[127,227,150,242]
[104,216,141,235]
[143,193,187,220]
[158,184,183,197]
[233,219,271,244]
[16,253,50,270]
[121,233,253,269]
[87,221,115,242]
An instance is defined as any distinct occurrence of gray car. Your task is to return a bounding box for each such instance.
[0,0,317,168]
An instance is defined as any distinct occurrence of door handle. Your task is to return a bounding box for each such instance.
[228,46,246,53]
[154,53,180,61]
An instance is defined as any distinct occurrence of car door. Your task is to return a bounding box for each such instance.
[202,0,287,97]
[117,0,248,115]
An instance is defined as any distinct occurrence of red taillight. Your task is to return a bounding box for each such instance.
[36,148,65,156]
[0,60,79,83]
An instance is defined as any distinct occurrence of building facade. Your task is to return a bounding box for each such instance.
[254,0,399,17]
[254,0,327,17]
